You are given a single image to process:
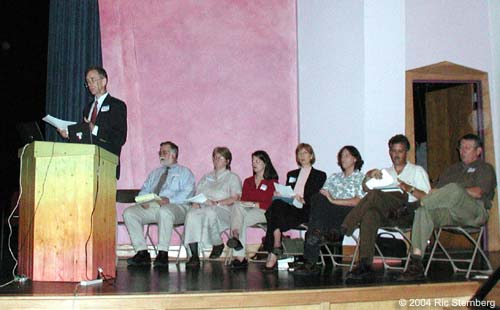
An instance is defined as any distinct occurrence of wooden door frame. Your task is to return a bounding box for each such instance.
[405,61,498,251]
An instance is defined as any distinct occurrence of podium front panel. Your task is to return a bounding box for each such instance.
[18,142,117,282]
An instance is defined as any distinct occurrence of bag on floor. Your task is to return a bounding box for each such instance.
[281,237,304,255]
[375,232,407,258]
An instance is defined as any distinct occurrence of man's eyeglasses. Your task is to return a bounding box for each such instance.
[84,78,104,88]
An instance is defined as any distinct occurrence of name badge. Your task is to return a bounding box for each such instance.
[260,184,268,191]
[101,105,110,112]
[467,167,476,173]
[288,176,297,183]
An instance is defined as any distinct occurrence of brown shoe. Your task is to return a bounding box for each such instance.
[397,259,425,282]
[346,263,374,281]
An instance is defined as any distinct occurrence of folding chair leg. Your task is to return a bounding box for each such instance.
[320,244,331,266]
[349,236,360,272]
[425,229,442,276]
[145,224,158,256]
[224,248,233,265]
[425,226,493,279]
[172,226,185,265]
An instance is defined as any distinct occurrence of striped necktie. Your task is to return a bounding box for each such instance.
[153,167,170,195]
[90,100,98,123]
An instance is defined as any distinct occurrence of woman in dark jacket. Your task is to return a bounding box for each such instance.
[263,143,326,270]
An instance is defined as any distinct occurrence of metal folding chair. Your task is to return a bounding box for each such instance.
[200,229,231,261]
[424,225,493,279]
[345,226,411,272]
[145,223,185,263]
[224,222,267,265]
[319,237,358,271]
[284,224,358,271]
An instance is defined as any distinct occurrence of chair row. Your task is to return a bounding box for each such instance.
[116,189,492,278]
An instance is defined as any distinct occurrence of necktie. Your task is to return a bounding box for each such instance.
[153,167,169,195]
[90,101,98,123]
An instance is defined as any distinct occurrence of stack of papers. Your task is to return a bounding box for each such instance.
[184,193,208,204]
[135,193,162,204]
[365,169,403,193]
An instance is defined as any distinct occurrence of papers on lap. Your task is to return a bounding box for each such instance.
[240,201,257,208]
[184,193,208,204]
[273,196,293,204]
[377,186,403,193]
[273,182,304,209]
[272,192,303,209]
[135,193,162,204]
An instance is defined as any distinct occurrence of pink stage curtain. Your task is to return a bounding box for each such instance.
[99,0,298,244]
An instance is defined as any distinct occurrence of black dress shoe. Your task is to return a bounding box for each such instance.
[186,256,200,268]
[209,244,225,259]
[153,251,169,267]
[227,238,244,251]
[127,250,151,266]
[230,258,248,269]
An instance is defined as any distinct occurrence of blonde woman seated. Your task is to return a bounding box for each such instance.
[184,147,242,268]
[226,150,279,269]
[264,143,326,270]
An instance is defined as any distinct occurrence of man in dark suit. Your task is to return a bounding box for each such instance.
[82,66,127,158]
[59,66,127,178]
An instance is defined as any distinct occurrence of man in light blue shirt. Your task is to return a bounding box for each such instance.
[124,141,195,267]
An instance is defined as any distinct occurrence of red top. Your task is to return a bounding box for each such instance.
[240,176,277,210]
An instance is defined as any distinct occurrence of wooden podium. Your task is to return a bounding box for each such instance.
[18,141,118,282]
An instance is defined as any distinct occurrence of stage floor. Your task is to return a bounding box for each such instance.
[0,253,498,310]
[0,252,498,296]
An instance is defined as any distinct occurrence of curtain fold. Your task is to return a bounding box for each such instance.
[45,0,102,141]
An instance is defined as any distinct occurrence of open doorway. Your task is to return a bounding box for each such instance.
[405,61,498,252]
[413,81,483,186]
